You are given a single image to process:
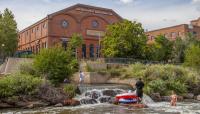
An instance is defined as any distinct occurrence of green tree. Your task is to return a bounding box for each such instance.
[184,44,200,69]
[0,8,18,59]
[153,35,173,61]
[171,37,186,63]
[67,33,83,57]
[34,47,75,86]
[101,20,147,58]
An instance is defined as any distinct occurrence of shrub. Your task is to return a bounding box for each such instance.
[34,47,78,86]
[20,62,38,76]
[63,84,77,98]
[147,79,167,95]
[126,63,199,95]
[166,80,187,95]
[0,74,42,98]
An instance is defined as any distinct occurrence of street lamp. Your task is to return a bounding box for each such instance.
[98,32,101,58]
[1,43,5,61]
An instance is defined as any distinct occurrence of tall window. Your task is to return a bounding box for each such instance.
[82,44,86,58]
[89,44,94,58]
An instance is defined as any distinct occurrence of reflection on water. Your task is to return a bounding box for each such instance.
[1,102,200,114]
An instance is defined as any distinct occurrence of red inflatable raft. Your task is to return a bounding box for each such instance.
[115,93,139,103]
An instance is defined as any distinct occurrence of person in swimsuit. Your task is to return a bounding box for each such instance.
[170,91,177,106]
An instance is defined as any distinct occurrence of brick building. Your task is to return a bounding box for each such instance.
[146,17,200,42]
[18,4,122,58]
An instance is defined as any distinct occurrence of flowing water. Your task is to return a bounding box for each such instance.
[1,84,200,114]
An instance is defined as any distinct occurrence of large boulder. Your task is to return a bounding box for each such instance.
[150,93,162,102]
[63,99,80,106]
[99,96,111,103]
[26,101,48,109]
[0,102,13,108]
[80,98,97,104]
[37,84,69,105]
[102,90,117,97]
[183,93,194,99]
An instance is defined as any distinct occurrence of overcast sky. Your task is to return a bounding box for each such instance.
[0,0,200,31]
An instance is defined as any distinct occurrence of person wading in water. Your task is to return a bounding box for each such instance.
[135,78,144,103]
[170,91,178,106]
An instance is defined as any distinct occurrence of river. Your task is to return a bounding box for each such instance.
[1,84,200,114]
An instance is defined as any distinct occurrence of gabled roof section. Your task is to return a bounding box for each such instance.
[19,4,123,33]
[49,3,123,20]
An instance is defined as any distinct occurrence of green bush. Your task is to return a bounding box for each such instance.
[0,74,42,98]
[20,62,38,76]
[34,47,78,86]
[63,84,77,98]
[167,80,187,95]
[126,63,199,95]
[148,79,167,95]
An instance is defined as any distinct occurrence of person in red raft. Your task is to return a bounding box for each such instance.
[135,78,145,103]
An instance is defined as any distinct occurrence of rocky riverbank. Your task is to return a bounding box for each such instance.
[0,84,80,109]
[150,93,200,102]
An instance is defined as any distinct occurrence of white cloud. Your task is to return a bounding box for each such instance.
[192,0,200,3]
[119,0,134,4]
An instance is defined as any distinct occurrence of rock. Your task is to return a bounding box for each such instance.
[80,98,97,104]
[196,95,200,101]
[37,84,69,105]
[177,96,184,101]
[161,96,171,101]
[63,99,80,106]
[183,93,194,99]
[99,96,111,103]
[26,101,48,109]
[15,101,29,108]
[0,102,13,108]
[54,103,63,107]
[150,93,162,102]
[102,90,117,97]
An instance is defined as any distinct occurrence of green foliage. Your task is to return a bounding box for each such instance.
[34,47,78,86]
[63,84,77,98]
[171,37,186,63]
[101,19,147,58]
[0,74,42,98]
[20,62,38,76]
[148,79,167,95]
[67,33,83,57]
[125,63,199,95]
[145,35,173,61]
[184,44,200,69]
[0,8,18,59]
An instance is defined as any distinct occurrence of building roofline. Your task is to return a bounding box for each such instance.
[146,24,188,33]
[19,16,48,34]
[19,3,123,34]
[191,17,200,22]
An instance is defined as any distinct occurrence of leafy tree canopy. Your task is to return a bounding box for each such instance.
[101,19,147,58]
[0,8,18,59]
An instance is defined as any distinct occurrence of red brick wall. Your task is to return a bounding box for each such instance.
[18,4,122,58]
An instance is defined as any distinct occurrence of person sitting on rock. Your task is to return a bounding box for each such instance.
[170,91,177,106]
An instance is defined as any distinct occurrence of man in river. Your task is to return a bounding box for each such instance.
[135,78,144,102]
[170,91,177,106]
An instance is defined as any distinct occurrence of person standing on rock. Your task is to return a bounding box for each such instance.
[79,71,84,84]
[135,78,144,102]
